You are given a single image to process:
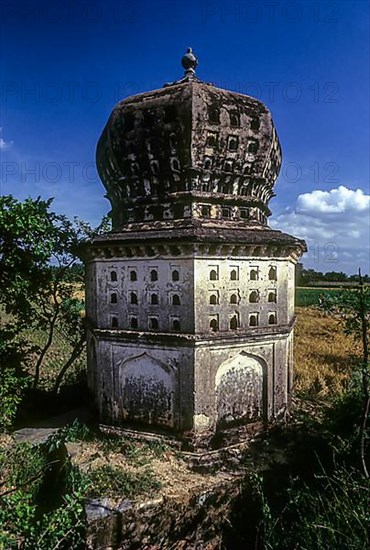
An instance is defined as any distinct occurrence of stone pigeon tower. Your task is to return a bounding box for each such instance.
[84,48,306,446]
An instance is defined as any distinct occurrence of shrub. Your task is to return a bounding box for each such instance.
[262,468,369,550]
[0,331,30,432]
[0,440,87,549]
[62,419,95,443]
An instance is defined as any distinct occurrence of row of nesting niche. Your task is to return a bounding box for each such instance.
[106,287,278,307]
[106,308,279,332]
[104,265,278,285]
[110,174,272,199]
[112,142,274,180]
[122,203,268,224]
[119,104,262,131]
[117,104,279,164]
[106,119,280,180]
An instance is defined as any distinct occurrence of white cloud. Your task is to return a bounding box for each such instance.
[0,128,13,150]
[0,138,12,149]
[270,185,370,274]
[297,186,370,215]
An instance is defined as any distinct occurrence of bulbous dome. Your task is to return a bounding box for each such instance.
[97,53,282,229]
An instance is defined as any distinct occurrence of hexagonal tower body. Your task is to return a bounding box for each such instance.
[84,51,306,444]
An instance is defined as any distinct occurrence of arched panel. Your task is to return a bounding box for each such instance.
[118,353,177,427]
[215,352,265,428]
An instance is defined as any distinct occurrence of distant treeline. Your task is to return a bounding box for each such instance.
[50,262,84,281]
[296,263,370,286]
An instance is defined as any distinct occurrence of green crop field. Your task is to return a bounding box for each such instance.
[295,287,345,307]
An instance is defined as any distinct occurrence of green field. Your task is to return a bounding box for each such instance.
[295,287,344,307]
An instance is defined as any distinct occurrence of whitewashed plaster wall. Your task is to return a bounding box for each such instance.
[85,253,296,435]
[194,257,295,333]
[86,257,195,333]
[192,331,293,431]
[87,334,195,430]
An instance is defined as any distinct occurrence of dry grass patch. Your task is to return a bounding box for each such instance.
[294,306,361,397]
[66,437,220,504]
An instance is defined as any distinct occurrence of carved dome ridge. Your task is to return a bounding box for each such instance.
[97,65,282,229]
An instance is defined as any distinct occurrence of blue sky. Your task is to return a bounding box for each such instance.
[1,0,369,274]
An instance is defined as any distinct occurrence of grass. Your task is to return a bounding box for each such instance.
[0,308,86,391]
[23,326,86,390]
[60,422,180,501]
[294,306,361,397]
[261,467,370,550]
[63,420,171,466]
[1,282,85,392]
[85,464,161,500]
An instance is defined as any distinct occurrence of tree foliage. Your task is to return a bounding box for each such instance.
[0,195,110,429]
[295,263,370,286]
[0,329,30,431]
[0,440,87,548]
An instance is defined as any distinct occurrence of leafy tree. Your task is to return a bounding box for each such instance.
[0,329,30,431]
[0,195,110,413]
[0,440,87,548]
[319,273,370,477]
[295,266,368,286]
[323,271,348,282]
[295,262,304,286]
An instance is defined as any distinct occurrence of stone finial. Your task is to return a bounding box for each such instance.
[181,47,198,76]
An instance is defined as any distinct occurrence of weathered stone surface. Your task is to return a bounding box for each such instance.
[85,499,122,549]
[86,476,241,550]
[96,79,282,229]
[84,51,306,443]
[215,353,264,426]
[13,427,59,446]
